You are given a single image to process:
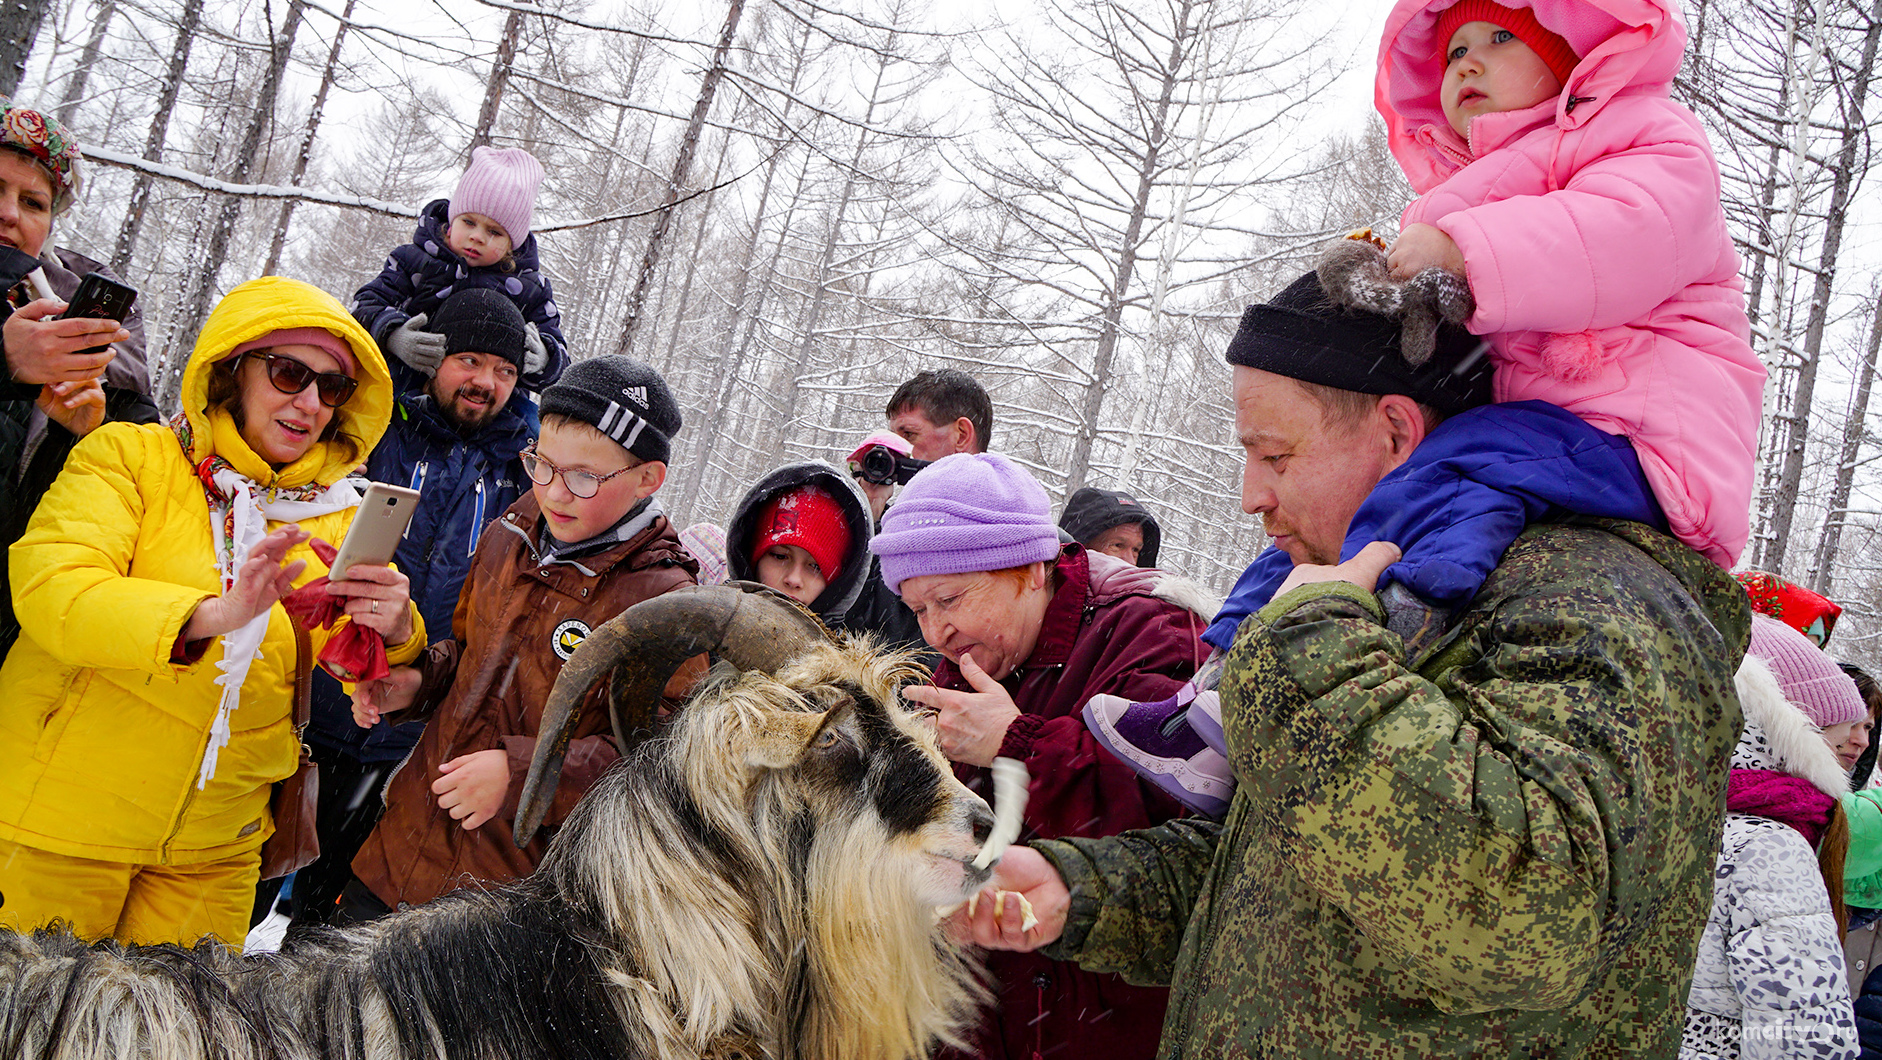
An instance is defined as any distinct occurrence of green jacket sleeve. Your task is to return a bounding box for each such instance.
[1033,817,1223,987]
[1844,789,1882,907]
[1219,574,1699,1015]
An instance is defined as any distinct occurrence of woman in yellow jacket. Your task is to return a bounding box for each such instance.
[0,276,425,946]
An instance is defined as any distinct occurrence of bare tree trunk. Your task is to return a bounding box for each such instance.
[111,0,203,277]
[1065,0,1197,496]
[1808,289,1882,593]
[1119,10,1239,491]
[264,0,357,276]
[672,20,814,524]
[681,141,811,522]
[54,0,114,126]
[658,130,731,376]
[469,5,526,156]
[159,0,306,412]
[776,45,892,435]
[1765,0,1874,572]
[0,0,48,97]
[614,0,745,356]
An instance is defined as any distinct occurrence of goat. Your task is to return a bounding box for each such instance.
[0,584,997,1060]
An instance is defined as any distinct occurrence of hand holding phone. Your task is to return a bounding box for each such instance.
[57,273,136,357]
[330,482,422,577]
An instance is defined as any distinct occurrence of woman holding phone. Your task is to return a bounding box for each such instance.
[0,99,155,660]
[0,275,424,947]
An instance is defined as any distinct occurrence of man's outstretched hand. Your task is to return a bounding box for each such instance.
[947,845,1070,953]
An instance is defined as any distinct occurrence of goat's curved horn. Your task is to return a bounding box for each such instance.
[513,582,831,846]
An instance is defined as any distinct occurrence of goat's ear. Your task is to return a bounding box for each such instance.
[744,711,830,769]
[743,698,857,770]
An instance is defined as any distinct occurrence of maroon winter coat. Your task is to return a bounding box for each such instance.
[935,544,1208,1060]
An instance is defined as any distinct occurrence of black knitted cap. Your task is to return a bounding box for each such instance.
[539,355,682,464]
[1223,271,1492,417]
[1059,487,1161,568]
[431,288,528,368]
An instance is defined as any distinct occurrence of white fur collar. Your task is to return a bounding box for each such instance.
[1734,654,1851,798]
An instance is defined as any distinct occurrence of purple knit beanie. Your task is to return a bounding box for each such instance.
[1747,612,1865,728]
[870,453,1062,595]
[450,146,544,244]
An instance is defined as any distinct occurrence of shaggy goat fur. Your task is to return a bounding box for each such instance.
[0,642,995,1060]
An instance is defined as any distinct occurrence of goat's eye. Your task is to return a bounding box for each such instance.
[812,729,840,750]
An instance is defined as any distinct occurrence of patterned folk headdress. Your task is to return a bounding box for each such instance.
[0,99,82,215]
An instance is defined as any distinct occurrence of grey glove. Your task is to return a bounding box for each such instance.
[522,321,548,376]
[385,313,446,374]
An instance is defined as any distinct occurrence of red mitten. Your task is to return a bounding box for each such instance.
[279,537,391,683]
[280,539,344,627]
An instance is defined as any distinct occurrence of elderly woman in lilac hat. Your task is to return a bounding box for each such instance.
[871,451,1209,1060]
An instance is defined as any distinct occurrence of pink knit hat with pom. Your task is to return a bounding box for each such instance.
[450,146,544,244]
[1746,612,1865,728]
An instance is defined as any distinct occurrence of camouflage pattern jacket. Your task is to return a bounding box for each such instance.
[1035,520,1749,1058]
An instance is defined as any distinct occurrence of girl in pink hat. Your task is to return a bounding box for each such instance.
[350,145,567,398]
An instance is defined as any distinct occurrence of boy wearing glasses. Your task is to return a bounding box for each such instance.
[342,355,699,920]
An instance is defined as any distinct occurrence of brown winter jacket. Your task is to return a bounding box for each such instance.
[934,544,1208,1060]
[352,494,697,909]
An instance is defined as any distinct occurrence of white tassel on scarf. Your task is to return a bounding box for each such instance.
[196,467,358,789]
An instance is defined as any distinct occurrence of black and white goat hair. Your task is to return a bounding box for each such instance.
[0,584,999,1060]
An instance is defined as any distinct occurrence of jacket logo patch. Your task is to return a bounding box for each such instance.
[552,619,592,661]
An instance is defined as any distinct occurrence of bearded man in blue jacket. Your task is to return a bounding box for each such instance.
[287,287,531,927]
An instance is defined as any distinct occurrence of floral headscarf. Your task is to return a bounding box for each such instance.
[1735,570,1842,648]
[0,99,82,214]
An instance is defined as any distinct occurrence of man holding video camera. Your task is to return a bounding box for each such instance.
[837,370,992,649]
[840,430,928,649]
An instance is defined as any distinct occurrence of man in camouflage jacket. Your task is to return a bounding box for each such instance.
[959,272,1749,1057]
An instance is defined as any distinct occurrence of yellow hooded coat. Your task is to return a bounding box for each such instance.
[0,276,423,864]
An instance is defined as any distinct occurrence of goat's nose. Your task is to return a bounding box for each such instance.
[970,805,995,846]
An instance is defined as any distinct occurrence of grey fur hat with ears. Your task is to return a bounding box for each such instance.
[1314,237,1476,368]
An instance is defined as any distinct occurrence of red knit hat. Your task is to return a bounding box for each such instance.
[1434,0,1580,86]
[753,485,850,586]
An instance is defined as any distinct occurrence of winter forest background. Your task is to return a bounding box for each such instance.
[2,0,1880,658]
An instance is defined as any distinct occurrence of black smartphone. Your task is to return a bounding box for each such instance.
[58,273,136,355]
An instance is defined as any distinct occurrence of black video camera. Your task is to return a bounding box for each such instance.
[851,445,931,486]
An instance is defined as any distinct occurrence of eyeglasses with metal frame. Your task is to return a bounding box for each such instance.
[519,445,640,499]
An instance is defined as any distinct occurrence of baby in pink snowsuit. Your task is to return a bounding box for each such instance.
[1380,0,1763,568]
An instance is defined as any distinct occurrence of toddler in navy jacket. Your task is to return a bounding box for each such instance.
[351,146,568,396]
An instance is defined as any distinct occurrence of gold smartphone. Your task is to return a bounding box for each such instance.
[329,482,422,577]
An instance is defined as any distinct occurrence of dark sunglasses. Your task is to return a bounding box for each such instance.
[243,351,358,408]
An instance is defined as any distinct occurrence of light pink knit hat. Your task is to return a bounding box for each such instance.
[1746,612,1865,728]
[449,146,544,244]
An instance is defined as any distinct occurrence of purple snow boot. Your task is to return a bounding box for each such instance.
[1084,668,1234,818]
